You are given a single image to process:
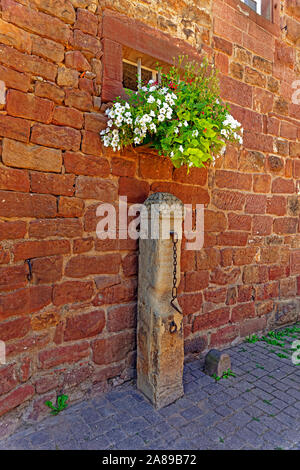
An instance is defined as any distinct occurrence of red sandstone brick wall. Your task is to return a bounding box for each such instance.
[0,0,299,436]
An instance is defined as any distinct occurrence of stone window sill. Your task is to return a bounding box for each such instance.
[100,9,202,103]
[228,0,281,36]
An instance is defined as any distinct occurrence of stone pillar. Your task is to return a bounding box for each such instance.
[137,192,184,408]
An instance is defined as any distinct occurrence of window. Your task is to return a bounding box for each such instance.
[240,0,274,22]
[242,0,261,15]
[122,59,160,92]
[101,9,201,102]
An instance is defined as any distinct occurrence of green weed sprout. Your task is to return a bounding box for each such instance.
[45,394,69,416]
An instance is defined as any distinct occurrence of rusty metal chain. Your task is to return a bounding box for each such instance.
[170,232,181,316]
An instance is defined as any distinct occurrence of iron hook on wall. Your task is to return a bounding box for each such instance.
[25,258,33,282]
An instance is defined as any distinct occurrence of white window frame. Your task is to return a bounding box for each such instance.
[122,58,161,90]
[241,0,262,15]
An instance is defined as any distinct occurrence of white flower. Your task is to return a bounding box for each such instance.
[147,95,155,104]
[170,151,174,157]
[184,121,188,127]
[223,113,241,130]
[150,110,155,118]
[156,99,161,106]
[192,130,199,137]
[107,120,113,127]
[179,145,184,153]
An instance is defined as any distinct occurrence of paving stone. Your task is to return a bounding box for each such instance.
[1,334,299,451]
[97,404,117,418]
[246,419,270,435]
[168,437,198,450]
[224,433,245,450]
[180,406,204,421]
[189,388,208,402]
[195,411,221,428]
[224,386,242,398]
[80,435,111,450]
[158,401,181,417]
[112,410,132,425]
[175,396,194,409]
[275,412,300,429]
[137,426,161,443]
[241,391,258,403]
[237,427,263,447]
[259,416,288,433]
[5,437,32,450]
[57,439,81,450]
[227,396,249,410]
[179,421,205,438]
[228,411,252,428]
[270,398,288,411]
[143,411,165,425]
[152,421,173,434]
[105,428,127,444]
[284,405,299,418]
[166,414,188,427]
[286,388,300,400]
[262,429,290,448]
[184,381,201,394]
[121,417,150,436]
[28,430,51,447]
[215,404,233,417]
[272,381,290,392]
[145,438,168,450]
[80,406,102,424]
[95,416,121,433]
[255,400,279,415]
[261,375,277,386]
[190,368,207,379]
[115,434,146,450]
[251,387,275,401]
[36,441,57,450]
[161,428,181,444]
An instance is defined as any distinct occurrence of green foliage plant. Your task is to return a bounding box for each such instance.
[101,56,243,170]
[45,394,69,416]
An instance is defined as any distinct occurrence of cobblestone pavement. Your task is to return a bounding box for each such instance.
[1,332,300,451]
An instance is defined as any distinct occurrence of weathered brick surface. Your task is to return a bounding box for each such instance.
[6,90,54,123]
[0,0,299,434]
[2,139,62,173]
